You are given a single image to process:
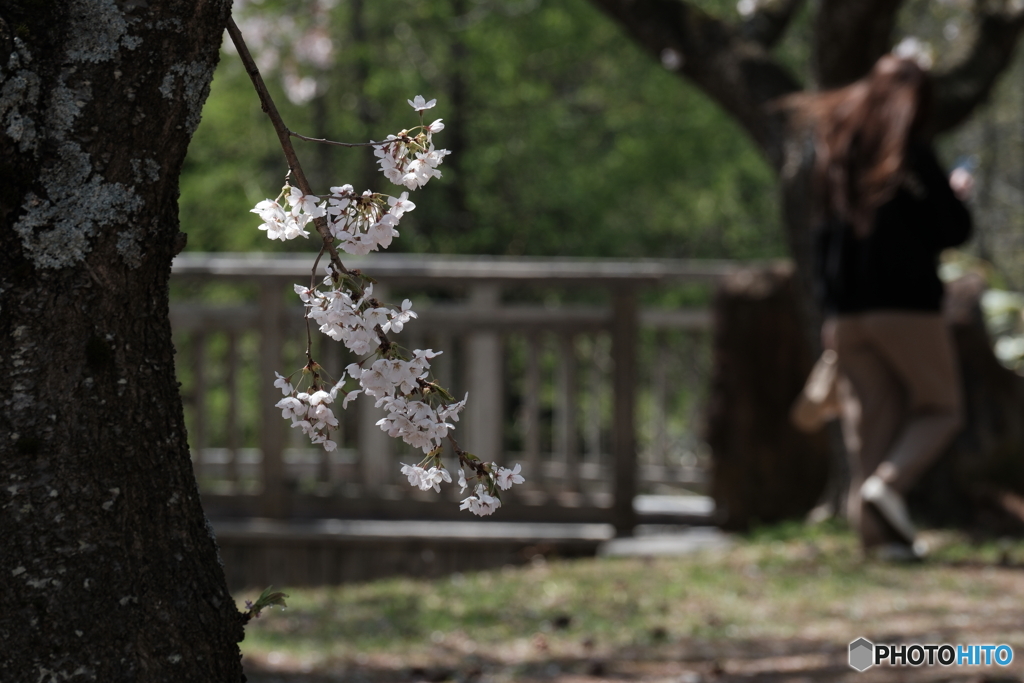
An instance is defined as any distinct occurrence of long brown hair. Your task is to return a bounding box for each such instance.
[787,55,932,236]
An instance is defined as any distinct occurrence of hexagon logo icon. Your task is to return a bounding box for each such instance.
[849,638,874,672]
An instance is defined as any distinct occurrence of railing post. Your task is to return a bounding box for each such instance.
[464,284,503,462]
[651,329,670,468]
[611,289,638,536]
[584,336,605,464]
[523,333,543,492]
[259,280,287,518]
[226,330,240,490]
[556,333,579,493]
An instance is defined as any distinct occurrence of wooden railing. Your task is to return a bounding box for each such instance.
[171,253,736,534]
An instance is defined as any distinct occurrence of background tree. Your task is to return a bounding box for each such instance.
[180,0,787,260]
[0,1,247,679]
[585,0,1024,292]
[579,0,1024,523]
[181,1,1024,284]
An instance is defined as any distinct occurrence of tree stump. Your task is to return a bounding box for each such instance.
[707,265,1024,533]
[705,264,830,531]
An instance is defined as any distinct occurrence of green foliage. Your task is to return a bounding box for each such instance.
[180,0,785,259]
[180,0,1024,281]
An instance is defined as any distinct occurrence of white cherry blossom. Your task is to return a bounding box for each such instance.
[496,463,525,490]
[388,299,417,334]
[252,198,310,241]
[460,485,501,516]
[375,395,454,453]
[438,393,468,423]
[276,396,305,420]
[420,466,452,493]
[251,184,326,241]
[274,372,293,395]
[407,95,437,112]
[400,463,426,488]
[374,135,449,190]
[286,185,325,218]
[387,192,415,218]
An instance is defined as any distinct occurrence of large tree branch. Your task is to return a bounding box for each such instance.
[930,4,1024,136]
[739,0,806,50]
[587,0,802,169]
[813,0,903,88]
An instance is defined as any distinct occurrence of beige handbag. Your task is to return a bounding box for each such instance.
[791,349,841,432]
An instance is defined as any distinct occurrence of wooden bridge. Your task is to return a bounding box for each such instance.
[171,253,738,585]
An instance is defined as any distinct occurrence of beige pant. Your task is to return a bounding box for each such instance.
[834,313,963,548]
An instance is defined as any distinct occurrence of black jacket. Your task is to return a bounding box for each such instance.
[814,143,972,314]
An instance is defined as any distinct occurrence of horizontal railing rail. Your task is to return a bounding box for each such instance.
[171,253,741,534]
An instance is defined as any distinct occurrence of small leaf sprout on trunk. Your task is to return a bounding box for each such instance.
[243,586,289,624]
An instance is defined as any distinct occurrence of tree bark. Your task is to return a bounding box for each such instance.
[0,2,245,680]
[706,265,830,530]
[909,275,1024,532]
[709,268,1024,534]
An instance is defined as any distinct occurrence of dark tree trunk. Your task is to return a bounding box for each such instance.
[706,265,830,530]
[909,275,1024,532]
[709,267,1024,534]
[0,2,245,680]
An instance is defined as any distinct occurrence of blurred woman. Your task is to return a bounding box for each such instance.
[793,54,972,559]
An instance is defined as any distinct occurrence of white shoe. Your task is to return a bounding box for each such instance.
[861,475,917,545]
[873,543,921,562]
[872,540,929,563]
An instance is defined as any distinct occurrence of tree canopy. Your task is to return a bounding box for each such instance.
[181,0,1024,288]
[180,0,785,260]
[586,0,1024,285]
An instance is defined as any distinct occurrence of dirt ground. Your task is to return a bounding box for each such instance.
[239,534,1024,683]
[244,638,1024,683]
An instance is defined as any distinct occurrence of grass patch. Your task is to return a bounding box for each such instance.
[237,522,1024,678]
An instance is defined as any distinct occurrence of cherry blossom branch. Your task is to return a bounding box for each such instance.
[232,15,523,514]
[226,16,348,277]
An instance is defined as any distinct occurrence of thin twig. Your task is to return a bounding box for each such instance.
[289,131,385,148]
[304,246,328,363]
[448,435,466,458]
[226,16,348,277]
[310,246,326,291]
[448,435,485,474]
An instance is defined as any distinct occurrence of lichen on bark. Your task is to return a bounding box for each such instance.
[13,142,143,270]
[1,0,246,679]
